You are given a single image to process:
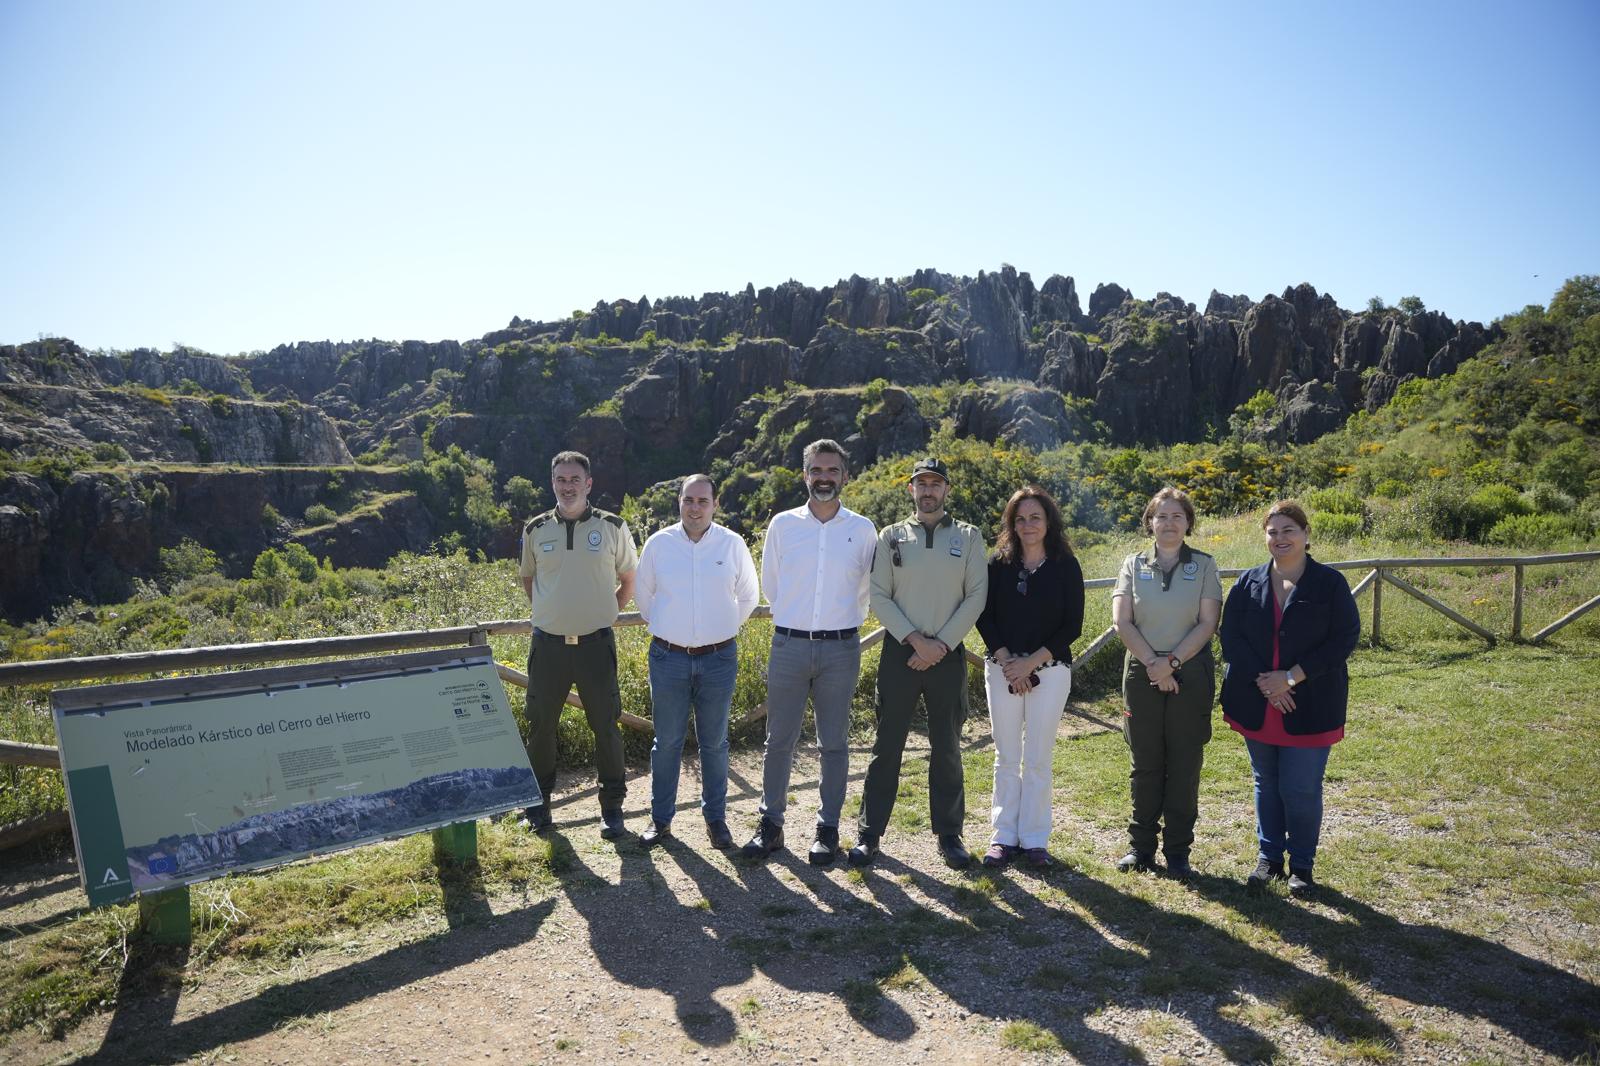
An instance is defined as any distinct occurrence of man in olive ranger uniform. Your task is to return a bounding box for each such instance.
[851,457,988,869]
[518,450,638,839]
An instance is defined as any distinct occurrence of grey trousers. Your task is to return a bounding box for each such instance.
[758,631,861,828]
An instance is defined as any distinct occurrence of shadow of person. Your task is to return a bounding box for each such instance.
[855,856,1152,1062]
[77,895,557,1064]
[720,838,921,1037]
[557,839,751,1047]
[1194,876,1600,1059]
[1039,867,1397,1060]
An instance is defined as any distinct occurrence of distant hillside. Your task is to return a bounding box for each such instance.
[3,267,1590,624]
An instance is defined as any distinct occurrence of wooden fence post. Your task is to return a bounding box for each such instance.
[1371,568,1383,647]
[1512,565,1525,642]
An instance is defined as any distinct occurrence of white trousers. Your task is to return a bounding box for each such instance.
[984,659,1072,849]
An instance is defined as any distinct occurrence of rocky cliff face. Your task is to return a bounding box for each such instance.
[1,266,1497,621]
[0,467,411,620]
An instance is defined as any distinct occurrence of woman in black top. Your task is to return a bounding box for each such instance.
[974,486,1085,868]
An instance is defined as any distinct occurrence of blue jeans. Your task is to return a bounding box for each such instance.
[1245,739,1332,870]
[647,641,738,825]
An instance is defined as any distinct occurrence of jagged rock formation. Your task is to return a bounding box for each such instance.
[1,265,1499,620]
[0,467,411,619]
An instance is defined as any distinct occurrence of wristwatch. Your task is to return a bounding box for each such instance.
[1286,672,1298,688]
[1167,655,1182,671]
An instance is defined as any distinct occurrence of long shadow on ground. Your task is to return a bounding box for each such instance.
[1195,878,1600,1060]
[73,896,556,1064]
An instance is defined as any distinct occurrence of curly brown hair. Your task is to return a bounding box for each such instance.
[993,486,1073,564]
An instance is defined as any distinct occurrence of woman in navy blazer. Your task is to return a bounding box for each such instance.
[1221,501,1360,897]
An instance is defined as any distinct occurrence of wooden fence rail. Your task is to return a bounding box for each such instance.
[3,550,1597,849]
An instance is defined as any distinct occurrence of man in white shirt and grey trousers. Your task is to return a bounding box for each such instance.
[741,439,877,865]
[634,473,760,850]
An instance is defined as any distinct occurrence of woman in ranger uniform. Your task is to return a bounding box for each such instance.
[1111,487,1222,880]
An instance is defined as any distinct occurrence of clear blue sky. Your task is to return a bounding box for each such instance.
[2,1,1596,354]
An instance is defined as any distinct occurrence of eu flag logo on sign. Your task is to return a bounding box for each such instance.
[149,854,177,875]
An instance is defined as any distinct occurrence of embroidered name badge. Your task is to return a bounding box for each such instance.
[587,530,603,551]
[1182,561,1199,580]
[1137,568,1154,580]
[948,536,963,557]
[541,542,555,553]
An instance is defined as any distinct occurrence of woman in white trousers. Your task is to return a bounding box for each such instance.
[974,487,1085,869]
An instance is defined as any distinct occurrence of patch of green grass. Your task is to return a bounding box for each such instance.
[999,1019,1063,1052]
[840,977,883,1020]
[737,997,760,1017]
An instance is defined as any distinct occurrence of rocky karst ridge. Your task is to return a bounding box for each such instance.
[1,266,1494,621]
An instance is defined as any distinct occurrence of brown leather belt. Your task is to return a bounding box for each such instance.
[652,636,736,656]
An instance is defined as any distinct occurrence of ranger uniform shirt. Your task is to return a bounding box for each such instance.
[1110,543,1223,654]
[519,505,638,636]
[870,513,989,649]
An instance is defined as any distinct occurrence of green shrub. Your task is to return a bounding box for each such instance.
[906,287,936,306]
[1304,487,1366,516]
[1533,439,1597,497]
[159,540,221,584]
[1523,483,1576,515]
[1314,511,1363,542]
[1464,483,1530,536]
[1485,513,1579,548]
[89,442,128,463]
[304,503,337,525]
[1371,478,1409,499]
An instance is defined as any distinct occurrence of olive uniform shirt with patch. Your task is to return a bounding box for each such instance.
[1109,544,1223,655]
[518,506,638,636]
[870,513,989,649]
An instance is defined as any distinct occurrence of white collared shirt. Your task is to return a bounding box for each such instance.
[759,503,877,631]
[634,522,760,646]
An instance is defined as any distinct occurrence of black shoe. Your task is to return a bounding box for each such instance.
[937,835,971,869]
[705,819,733,850]
[1165,855,1198,882]
[846,835,879,867]
[640,821,670,847]
[1116,850,1156,873]
[739,817,784,859]
[1287,867,1316,897]
[600,809,628,840]
[518,803,553,833]
[809,825,840,866]
[1246,858,1286,893]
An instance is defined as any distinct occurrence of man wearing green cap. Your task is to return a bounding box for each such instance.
[851,457,988,869]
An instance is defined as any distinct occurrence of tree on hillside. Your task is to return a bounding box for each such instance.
[1548,274,1600,326]
[1398,295,1426,315]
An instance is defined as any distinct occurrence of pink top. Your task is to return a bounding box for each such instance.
[1226,595,1343,748]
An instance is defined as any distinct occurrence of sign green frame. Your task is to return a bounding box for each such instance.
[53,646,539,906]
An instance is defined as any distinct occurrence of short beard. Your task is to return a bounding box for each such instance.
[809,483,838,502]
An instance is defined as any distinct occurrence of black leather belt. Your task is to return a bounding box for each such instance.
[534,627,611,646]
[774,626,859,641]
[652,636,735,656]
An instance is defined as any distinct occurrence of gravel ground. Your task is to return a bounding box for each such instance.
[3,716,1596,1066]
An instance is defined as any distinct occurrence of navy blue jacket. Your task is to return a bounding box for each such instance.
[1220,555,1361,735]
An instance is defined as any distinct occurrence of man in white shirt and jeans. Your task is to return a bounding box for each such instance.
[634,474,760,850]
[741,439,877,865]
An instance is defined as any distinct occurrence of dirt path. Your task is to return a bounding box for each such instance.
[4,714,1595,1065]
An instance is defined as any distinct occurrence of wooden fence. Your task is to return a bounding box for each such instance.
[3,550,1597,851]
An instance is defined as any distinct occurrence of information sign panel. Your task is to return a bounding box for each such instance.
[52,646,539,906]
